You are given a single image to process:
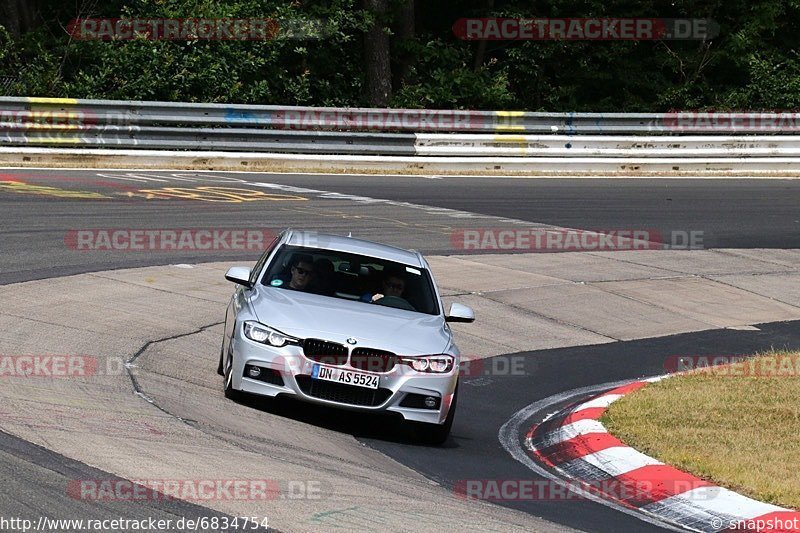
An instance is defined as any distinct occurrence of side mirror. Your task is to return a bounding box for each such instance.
[445,303,475,323]
[225,266,253,288]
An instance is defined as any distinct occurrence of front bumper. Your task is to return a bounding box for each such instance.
[230,331,457,425]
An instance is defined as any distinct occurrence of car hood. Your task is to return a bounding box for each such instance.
[250,287,451,355]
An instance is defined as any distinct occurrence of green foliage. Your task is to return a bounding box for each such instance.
[391,39,514,109]
[2,0,800,110]
[1,0,366,105]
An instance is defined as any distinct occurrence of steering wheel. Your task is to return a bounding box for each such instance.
[373,295,416,311]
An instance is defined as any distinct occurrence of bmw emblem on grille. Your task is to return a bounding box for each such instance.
[346,337,358,345]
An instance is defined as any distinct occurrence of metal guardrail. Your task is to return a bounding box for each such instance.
[0,96,662,133]
[0,124,417,155]
[414,134,800,158]
[2,97,800,158]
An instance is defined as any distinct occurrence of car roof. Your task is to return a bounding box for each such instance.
[285,230,424,267]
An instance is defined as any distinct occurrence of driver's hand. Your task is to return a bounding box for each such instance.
[371,293,384,302]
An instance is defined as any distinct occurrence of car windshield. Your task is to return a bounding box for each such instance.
[260,245,439,315]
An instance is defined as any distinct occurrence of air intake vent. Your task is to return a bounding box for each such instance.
[295,376,392,406]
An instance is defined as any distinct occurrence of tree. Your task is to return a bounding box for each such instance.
[362,0,392,106]
[0,0,39,37]
[391,0,415,91]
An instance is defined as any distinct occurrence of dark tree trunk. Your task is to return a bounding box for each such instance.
[363,0,392,107]
[392,0,415,92]
[473,0,494,71]
[0,0,38,38]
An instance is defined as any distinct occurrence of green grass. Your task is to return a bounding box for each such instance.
[602,351,800,509]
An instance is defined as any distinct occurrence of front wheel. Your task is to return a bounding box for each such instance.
[222,344,244,401]
[413,383,458,446]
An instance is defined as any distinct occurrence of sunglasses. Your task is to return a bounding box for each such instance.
[384,282,404,291]
[293,266,313,276]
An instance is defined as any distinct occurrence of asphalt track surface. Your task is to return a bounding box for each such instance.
[1,170,800,286]
[364,321,800,532]
[241,173,800,249]
[0,430,271,532]
[2,168,800,532]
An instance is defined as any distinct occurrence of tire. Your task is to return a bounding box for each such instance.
[222,344,244,401]
[414,383,458,446]
[217,343,224,376]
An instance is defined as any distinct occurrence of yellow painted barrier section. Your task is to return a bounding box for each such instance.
[22,99,86,142]
[495,110,525,132]
[493,135,528,143]
[26,97,79,105]
[493,134,529,155]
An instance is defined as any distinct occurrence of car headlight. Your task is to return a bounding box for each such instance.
[400,355,454,374]
[243,321,299,347]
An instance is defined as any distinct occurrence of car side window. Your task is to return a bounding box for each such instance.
[249,235,279,286]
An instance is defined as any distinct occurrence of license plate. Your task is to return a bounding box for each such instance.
[311,364,379,389]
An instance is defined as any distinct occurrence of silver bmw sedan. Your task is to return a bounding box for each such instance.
[219,230,475,445]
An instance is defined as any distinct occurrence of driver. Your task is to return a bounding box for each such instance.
[369,269,406,303]
[288,254,315,291]
[271,253,316,291]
